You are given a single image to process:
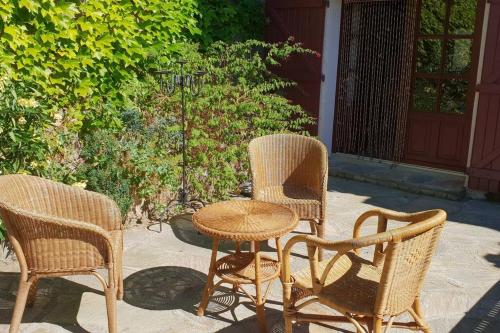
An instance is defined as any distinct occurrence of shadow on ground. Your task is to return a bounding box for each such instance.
[124,266,263,325]
[451,252,500,333]
[0,272,98,333]
[328,177,500,231]
[215,306,353,333]
[124,266,209,311]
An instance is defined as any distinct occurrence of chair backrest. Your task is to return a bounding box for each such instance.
[0,175,108,273]
[248,134,328,191]
[374,210,446,316]
[0,174,65,214]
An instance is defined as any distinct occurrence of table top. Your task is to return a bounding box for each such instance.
[192,200,298,241]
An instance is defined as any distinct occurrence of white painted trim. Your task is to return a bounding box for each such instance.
[317,0,342,154]
[465,2,491,188]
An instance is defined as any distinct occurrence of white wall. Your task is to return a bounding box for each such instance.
[317,0,342,154]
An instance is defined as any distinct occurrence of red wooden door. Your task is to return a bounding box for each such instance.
[405,0,484,171]
[265,0,326,134]
[468,0,500,192]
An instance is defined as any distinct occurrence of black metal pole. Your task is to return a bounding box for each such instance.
[180,61,187,205]
[154,60,205,233]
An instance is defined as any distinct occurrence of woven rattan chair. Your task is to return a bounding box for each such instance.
[249,134,328,258]
[281,208,446,333]
[0,175,124,333]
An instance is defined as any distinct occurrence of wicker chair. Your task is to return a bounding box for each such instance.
[249,134,328,258]
[0,175,124,333]
[281,208,446,333]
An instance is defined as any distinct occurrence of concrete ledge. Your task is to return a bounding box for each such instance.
[329,153,467,201]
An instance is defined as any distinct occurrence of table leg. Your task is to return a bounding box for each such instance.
[198,238,220,316]
[254,241,268,333]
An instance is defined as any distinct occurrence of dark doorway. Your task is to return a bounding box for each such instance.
[333,0,419,161]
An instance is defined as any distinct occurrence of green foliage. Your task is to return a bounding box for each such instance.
[76,130,133,215]
[0,74,52,175]
[156,40,314,200]
[0,0,200,126]
[74,80,181,215]
[72,40,313,213]
[194,0,264,47]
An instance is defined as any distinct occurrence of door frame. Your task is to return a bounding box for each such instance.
[318,0,342,154]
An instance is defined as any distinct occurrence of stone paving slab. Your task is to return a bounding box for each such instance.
[0,177,498,333]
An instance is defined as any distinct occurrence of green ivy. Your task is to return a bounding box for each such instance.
[0,0,200,126]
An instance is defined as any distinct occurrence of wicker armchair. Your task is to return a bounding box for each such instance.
[282,208,446,333]
[249,134,328,258]
[0,175,124,333]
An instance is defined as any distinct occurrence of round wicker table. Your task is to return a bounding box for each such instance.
[193,200,298,333]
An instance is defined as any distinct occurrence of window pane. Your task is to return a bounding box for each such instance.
[416,39,442,73]
[419,0,446,35]
[413,79,438,112]
[446,39,472,74]
[440,80,469,114]
[450,0,477,34]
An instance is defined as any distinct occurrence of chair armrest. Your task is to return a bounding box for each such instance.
[4,208,117,277]
[352,208,443,265]
[282,233,392,290]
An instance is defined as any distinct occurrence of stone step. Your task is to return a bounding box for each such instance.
[329,153,467,200]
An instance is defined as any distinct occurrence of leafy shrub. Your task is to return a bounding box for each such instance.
[151,40,314,201]
[75,84,181,215]
[0,73,51,175]
[71,40,313,217]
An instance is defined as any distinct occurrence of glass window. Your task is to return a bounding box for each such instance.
[413,79,438,112]
[449,0,477,34]
[446,39,472,74]
[419,0,446,35]
[416,39,442,73]
[440,80,469,114]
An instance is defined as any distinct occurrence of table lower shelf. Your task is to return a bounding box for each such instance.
[215,252,280,284]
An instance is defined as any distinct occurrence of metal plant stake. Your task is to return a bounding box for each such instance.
[154,60,206,232]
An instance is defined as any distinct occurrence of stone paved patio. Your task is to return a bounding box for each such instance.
[0,177,498,333]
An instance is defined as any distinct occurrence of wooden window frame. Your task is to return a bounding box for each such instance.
[411,0,477,115]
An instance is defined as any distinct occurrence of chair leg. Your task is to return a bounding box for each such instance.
[317,219,325,261]
[283,282,294,333]
[284,316,293,333]
[372,317,383,333]
[26,276,38,308]
[410,298,431,333]
[117,268,124,301]
[10,277,33,333]
[104,286,117,333]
